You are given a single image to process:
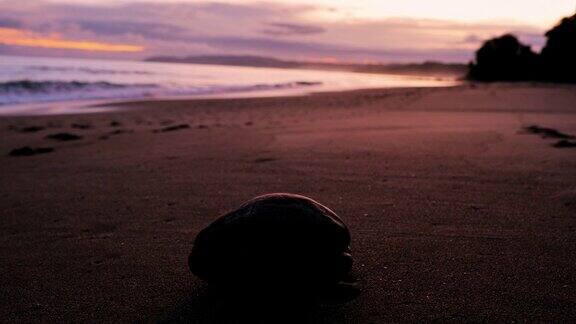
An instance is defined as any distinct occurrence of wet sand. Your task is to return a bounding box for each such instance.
[1,83,576,322]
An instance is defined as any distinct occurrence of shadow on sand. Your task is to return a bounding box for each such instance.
[158,281,360,324]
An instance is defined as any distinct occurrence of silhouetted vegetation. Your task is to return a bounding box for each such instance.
[147,56,467,77]
[468,14,576,83]
[541,14,576,82]
[468,34,540,81]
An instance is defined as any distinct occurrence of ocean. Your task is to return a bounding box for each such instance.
[0,55,457,112]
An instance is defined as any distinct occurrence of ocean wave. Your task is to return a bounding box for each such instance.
[28,65,155,75]
[0,80,158,105]
[0,80,134,93]
[0,79,322,105]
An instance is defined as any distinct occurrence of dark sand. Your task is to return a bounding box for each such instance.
[1,83,576,322]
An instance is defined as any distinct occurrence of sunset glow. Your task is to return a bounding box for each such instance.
[54,0,576,26]
[289,0,576,26]
[0,28,144,52]
[0,0,574,62]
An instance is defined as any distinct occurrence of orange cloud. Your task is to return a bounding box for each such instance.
[0,28,144,52]
[317,56,341,64]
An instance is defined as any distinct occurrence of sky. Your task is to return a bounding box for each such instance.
[0,0,574,63]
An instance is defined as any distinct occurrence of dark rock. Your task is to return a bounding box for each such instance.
[553,140,576,148]
[45,133,82,141]
[9,147,35,156]
[159,124,190,132]
[19,126,45,133]
[9,146,54,157]
[110,121,122,127]
[524,125,574,139]
[34,147,54,154]
[189,193,353,296]
[109,129,132,135]
[253,157,277,163]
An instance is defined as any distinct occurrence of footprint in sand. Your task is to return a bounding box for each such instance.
[552,190,576,209]
[86,253,122,271]
[98,129,133,139]
[18,126,45,133]
[253,157,277,163]
[81,222,118,238]
[71,123,92,130]
[9,146,54,157]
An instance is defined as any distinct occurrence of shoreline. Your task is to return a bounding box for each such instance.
[0,85,439,117]
[0,82,460,117]
[0,65,460,117]
[7,79,576,118]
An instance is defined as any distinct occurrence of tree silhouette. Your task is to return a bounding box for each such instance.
[541,14,576,82]
[468,34,540,81]
[468,13,576,83]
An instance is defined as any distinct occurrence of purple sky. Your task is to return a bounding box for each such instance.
[0,0,573,63]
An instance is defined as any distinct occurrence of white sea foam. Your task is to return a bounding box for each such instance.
[0,55,458,113]
[0,80,322,105]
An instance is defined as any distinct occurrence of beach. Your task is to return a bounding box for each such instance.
[1,83,576,322]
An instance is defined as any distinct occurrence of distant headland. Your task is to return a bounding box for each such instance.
[145,55,467,78]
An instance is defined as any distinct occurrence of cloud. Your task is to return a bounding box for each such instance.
[0,0,548,62]
[462,34,483,44]
[262,23,325,36]
[0,17,21,28]
[73,20,188,40]
[462,30,545,51]
[0,27,144,52]
[192,35,470,62]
